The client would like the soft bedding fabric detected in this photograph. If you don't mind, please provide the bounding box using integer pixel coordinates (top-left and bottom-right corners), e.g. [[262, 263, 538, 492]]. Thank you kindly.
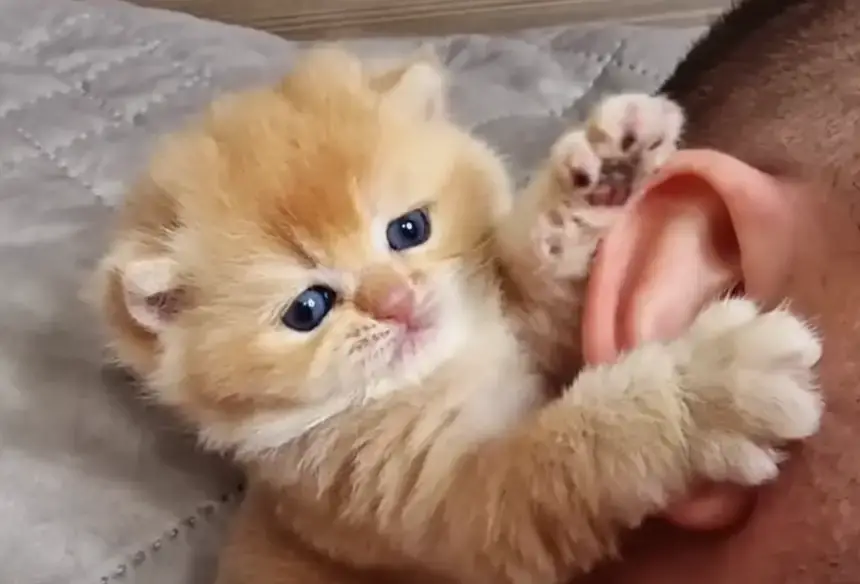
[[0, 0, 703, 582]]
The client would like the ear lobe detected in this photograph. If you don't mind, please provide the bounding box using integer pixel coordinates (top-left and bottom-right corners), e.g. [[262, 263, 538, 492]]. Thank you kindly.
[[121, 256, 185, 333], [372, 49, 448, 121]]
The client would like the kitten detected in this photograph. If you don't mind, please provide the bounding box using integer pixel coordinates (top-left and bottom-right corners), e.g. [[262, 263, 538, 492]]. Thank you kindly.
[[91, 47, 822, 584]]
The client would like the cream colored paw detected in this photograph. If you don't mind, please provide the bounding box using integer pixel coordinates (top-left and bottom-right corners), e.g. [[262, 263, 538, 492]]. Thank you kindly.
[[531, 93, 684, 278], [688, 299, 822, 369], [551, 93, 684, 205], [550, 93, 684, 207], [678, 298, 823, 485], [549, 129, 603, 201], [588, 93, 684, 166]]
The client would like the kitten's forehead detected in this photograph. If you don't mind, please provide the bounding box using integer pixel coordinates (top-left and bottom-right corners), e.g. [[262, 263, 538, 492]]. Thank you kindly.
[[220, 106, 450, 267], [252, 128, 427, 268], [157, 70, 471, 274]]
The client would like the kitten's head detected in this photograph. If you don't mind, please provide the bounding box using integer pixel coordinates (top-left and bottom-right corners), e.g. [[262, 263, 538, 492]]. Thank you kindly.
[[93, 48, 513, 456]]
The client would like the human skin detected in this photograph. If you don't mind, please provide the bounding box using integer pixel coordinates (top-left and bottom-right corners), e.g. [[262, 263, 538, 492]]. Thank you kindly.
[[581, 0, 860, 582]]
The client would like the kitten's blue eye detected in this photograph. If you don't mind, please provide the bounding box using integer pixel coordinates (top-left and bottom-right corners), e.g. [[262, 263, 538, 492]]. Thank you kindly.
[[281, 285, 336, 332], [386, 209, 431, 251]]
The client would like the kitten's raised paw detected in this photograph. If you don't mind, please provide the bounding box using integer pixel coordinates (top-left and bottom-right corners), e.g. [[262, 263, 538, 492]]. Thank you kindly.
[[551, 94, 684, 207], [679, 299, 823, 485]]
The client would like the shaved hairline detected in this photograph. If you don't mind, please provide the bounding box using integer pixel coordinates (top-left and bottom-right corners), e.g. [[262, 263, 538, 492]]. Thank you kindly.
[[660, 0, 829, 100]]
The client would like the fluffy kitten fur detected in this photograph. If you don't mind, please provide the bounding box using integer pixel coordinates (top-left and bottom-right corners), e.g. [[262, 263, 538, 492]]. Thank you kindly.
[[92, 48, 823, 584]]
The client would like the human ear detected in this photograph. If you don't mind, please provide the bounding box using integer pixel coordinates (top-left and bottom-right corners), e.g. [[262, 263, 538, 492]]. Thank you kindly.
[[581, 148, 802, 531], [583, 148, 798, 365]]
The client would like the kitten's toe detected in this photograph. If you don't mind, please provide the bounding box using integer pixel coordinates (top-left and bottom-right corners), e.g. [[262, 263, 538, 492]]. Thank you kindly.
[[549, 129, 602, 200], [686, 299, 822, 373], [588, 93, 683, 159], [582, 93, 684, 204], [685, 298, 761, 342], [689, 435, 782, 486]]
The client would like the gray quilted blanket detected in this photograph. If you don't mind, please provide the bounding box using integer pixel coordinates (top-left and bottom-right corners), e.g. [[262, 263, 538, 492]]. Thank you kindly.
[[0, 0, 703, 582]]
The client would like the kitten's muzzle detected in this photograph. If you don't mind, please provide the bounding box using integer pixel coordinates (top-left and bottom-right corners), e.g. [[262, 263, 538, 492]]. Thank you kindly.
[[354, 266, 419, 330]]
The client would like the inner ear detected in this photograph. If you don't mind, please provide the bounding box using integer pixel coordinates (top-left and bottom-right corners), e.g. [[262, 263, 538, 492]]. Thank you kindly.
[[371, 50, 448, 121], [121, 256, 185, 333]]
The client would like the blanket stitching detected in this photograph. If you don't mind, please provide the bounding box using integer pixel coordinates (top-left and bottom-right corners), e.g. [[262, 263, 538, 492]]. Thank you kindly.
[[97, 482, 246, 583], [87, 70, 214, 201], [0, 10, 116, 122], [0, 31, 138, 126], [572, 40, 626, 108], [0, 16, 195, 171], [565, 49, 663, 79], [614, 57, 662, 78], [468, 41, 625, 134], [5, 13, 241, 577], [53, 38, 166, 122], [553, 48, 621, 117], [14, 13, 235, 573], [5, 69, 213, 178], [0, 80, 76, 121], [15, 126, 96, 192], [4, 65, 212, 186], [8, 12, 96, 57]]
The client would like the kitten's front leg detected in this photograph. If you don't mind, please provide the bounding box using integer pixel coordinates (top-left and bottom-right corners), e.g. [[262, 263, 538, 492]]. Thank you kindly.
[[498, 94, 684, 380], [442, 300, 822, 583], [262, 303, 821, 584], [526, 93, 685, 279]]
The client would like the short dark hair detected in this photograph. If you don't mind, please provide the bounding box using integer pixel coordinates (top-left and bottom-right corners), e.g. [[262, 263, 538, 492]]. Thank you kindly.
[[660, 0, 826, 99]]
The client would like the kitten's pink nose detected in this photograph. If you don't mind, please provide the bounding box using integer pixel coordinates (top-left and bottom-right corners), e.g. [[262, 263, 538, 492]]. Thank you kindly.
[[355, 267, 417, 327]]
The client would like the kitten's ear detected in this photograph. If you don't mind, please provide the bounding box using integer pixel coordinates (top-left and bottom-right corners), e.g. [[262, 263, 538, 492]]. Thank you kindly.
[[371, 48, 448, 121], [118, 255, 185, 333], [83, 248, 186, 377], [289, 44, 366, 89]]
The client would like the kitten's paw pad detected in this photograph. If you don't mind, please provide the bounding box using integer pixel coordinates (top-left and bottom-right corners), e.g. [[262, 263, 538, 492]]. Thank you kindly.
[[550, 94, 683, 207], [549, 129, 602, 197]]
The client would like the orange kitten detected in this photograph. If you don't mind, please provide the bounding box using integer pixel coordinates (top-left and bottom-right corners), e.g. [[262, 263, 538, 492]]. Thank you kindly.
[[91, 48, 822, 584]]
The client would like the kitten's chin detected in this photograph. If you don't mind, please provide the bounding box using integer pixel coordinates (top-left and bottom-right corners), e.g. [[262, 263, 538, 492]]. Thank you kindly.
[[363, 318, 464, 402], [391, 325, 432, 364], [200, 393, 359, 458]]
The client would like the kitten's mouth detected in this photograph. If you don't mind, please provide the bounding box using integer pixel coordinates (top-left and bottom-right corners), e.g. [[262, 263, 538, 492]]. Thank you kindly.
[[393, 331, 422, 362], [389, 301, 440, 363], [392, 319, 433, 362]]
